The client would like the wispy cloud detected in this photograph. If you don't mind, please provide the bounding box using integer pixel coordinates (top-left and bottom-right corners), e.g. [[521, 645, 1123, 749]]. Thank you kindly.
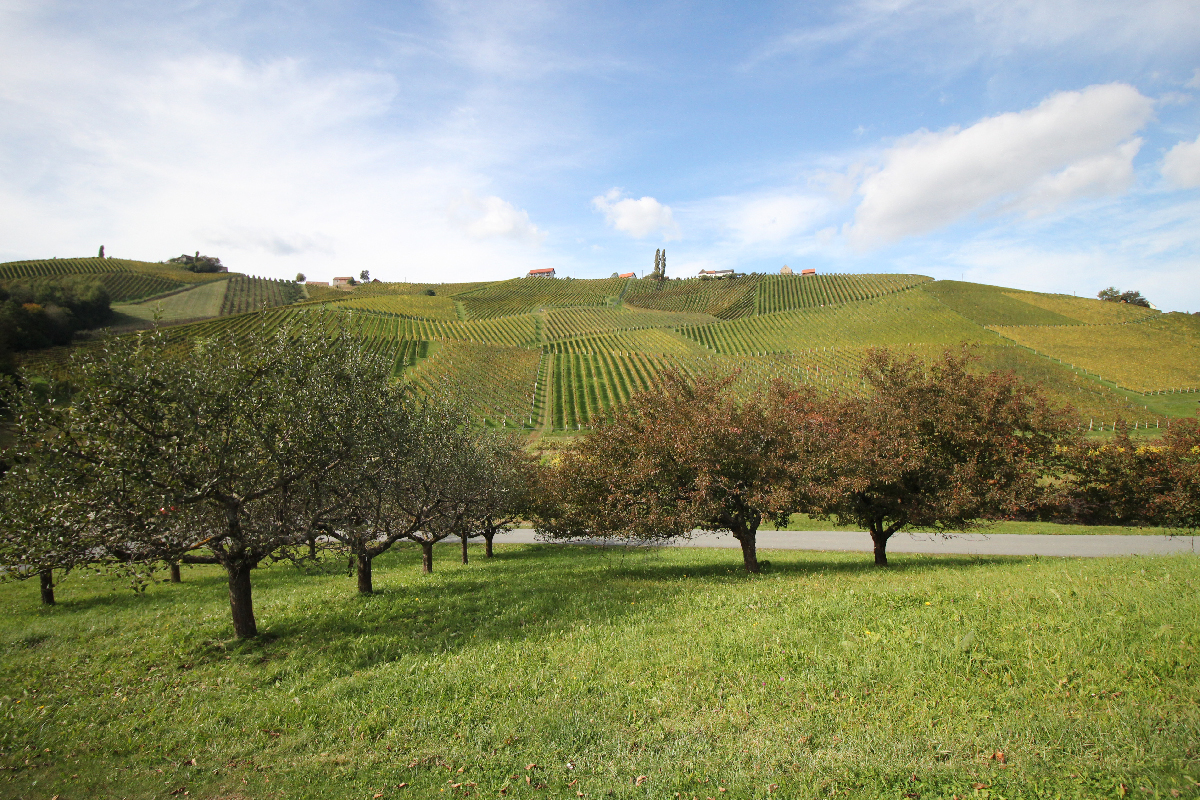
[[749, 0, 1200, 76]]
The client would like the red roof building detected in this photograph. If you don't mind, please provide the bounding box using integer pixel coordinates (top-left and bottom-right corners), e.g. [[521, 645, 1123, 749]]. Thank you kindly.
[[619, 272, 635, 278], [526, 268, 556, 278]]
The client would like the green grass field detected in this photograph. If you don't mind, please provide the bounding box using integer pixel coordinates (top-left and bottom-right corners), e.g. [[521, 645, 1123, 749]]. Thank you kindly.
[[1, 546, 1196, 799], [113, 279, 232, 322]]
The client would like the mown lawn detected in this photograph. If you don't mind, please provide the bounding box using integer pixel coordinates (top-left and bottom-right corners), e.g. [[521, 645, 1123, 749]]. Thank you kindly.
[[1, 545, 1197, 800]]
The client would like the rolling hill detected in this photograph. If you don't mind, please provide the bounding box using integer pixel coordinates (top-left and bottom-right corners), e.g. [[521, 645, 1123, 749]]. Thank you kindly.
[[6, 257, 1197, 433]]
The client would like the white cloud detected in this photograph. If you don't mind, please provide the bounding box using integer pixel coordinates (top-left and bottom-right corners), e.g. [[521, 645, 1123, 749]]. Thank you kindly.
[[0, 7, 565, 283], [1009, 139, 1141, 215], [848, 83, 1153, 244], [592, 189, 680, 239], [1162, 134, 1200, 188], [450, 191, 544, 242]]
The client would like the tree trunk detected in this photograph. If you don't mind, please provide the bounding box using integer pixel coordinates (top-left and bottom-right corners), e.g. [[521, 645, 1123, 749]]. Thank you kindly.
[[226, 562, 258, 638], [460, 534, 469, 565], [870, 523, 891, 567], [735, 528, 760, 574], [356, 552, 373, 594], [484, 532, 494, 558], [39, 569, 55, 605], [422, 542, 434, 574], [169, 563, 182, 583], [308, 537, 317, 559]]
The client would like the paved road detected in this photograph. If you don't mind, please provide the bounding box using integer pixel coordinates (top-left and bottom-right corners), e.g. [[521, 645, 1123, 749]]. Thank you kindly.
[[489, 529, 1197, 557]]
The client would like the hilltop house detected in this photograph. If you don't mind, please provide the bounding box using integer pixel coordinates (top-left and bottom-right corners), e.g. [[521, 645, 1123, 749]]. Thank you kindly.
[[527, 268, 556, 278], [619, 272, 635, 278], [801, 268, 816, 275], [780, 265, 793, 275], [698, 268, 736, 279]]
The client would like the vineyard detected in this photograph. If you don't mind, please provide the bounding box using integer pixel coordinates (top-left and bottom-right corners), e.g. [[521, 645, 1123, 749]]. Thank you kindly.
[[999, 290, 1158, 325], [8, 256, 1197, 432], [992, 315, 1200, 393], [0, 257, 134, 280], [546, 328, 713, 356], [404, 341, 542, 427], [677, 291, 990, 354], [457, 277, 628, 319], [624, 276, 757, 319], [97, 272, 188, 302], [921, 281, 1084, 327], [336, 294, 461, 320], [754, 273, 930, 314], [541, 306, 720, 342], [219, 276, 303, 316]]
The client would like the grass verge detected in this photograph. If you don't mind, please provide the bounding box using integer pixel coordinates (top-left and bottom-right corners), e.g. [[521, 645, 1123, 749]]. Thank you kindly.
[[1, 545, 1197, 799]]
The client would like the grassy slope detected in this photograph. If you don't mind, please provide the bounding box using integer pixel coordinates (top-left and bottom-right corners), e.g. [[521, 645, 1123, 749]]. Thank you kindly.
[[1, 547, 1196, 800], [113, 279, 231, 322], [993, 320, 1200, 392]]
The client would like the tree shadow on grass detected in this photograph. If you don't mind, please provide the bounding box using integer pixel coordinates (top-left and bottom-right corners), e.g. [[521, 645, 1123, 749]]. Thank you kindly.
[[8, 541, 1039, 675], [233, 543, 1031, 675]]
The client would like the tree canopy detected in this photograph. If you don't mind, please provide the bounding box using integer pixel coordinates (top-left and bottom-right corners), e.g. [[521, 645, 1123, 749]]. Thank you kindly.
[[536, 371, 840, 572], [0, 318, 391, 635], [1097, 286, 1152, 308], [808, 347, 1076, 565]]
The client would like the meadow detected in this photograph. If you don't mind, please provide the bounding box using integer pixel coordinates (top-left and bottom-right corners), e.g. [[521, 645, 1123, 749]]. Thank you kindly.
[[1, 545, 1196, 800]]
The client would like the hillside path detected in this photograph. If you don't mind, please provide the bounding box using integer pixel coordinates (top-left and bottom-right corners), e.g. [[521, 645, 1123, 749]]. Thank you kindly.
[[489, 529, 1197, 557]]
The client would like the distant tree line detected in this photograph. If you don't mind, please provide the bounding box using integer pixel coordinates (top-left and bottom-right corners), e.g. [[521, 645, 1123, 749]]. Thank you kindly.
[[0, 328, 1195, 638]]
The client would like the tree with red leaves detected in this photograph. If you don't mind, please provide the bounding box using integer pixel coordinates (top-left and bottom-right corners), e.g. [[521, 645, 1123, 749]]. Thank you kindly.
[[535, 371, 841, 573], [810, 347, 1075, 566]]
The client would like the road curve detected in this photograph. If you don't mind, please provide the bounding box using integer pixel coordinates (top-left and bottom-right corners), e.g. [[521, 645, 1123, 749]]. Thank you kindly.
[[489, 529, 1197, 557]]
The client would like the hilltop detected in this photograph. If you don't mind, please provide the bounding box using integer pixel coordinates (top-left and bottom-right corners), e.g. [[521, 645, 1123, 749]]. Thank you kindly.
[[6, 256, 1198, 433]]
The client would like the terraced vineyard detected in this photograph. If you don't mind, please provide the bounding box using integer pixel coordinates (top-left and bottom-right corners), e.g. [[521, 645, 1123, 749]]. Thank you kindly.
[[546, 328, 713, 356], [337, 294, 461, 320], [624, 276, 757, 319], [999, 290, 1158, 325], [754, 273, 930, 314], [678, 291, 989, 354], [219, 276, 303, 316], [10, 256, 1196, 432], [993, 315, 1200, 393], [541, 306, 720, 341], [405, 341, 541, 427], [458, 277, 627, 319], [0, 257, 134, 280], [97, 272, 187, 302]]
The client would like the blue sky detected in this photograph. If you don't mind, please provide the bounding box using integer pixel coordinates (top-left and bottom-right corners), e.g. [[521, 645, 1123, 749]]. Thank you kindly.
[[1, 1, 1198, 309]]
